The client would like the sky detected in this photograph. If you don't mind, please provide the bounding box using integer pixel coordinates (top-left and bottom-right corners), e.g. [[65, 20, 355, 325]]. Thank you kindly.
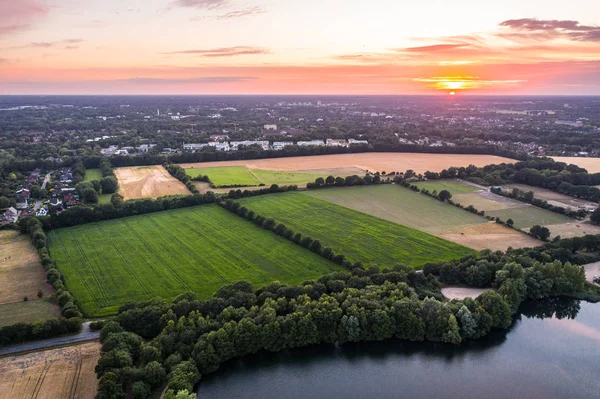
[[0, 0, 599, 95]]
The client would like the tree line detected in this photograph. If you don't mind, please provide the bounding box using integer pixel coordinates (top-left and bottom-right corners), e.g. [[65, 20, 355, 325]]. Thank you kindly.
[[95, 238, 593, 399], [491, 186, 587, 219]]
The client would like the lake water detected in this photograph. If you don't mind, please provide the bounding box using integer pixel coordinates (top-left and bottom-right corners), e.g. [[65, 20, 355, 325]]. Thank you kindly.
[[197, 299, 600, 399]]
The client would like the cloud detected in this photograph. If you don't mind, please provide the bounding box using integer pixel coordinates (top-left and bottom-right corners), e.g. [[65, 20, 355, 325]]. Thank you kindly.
[[18, 39, 84, 49], [162, 46, 269, 57], [400, 44, 471, 53], [123, 76, 257, 84], [0, 0, 49, 37], [499, 18, 600, 42], [169, 0, 229, 10], [215, 6, 265, 19]]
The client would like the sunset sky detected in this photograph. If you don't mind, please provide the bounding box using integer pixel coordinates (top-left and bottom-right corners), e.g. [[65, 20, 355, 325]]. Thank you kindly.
[[1, 0, 599, 95]]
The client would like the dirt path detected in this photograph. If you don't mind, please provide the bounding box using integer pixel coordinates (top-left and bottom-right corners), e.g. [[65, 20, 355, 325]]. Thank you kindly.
[[583, 262, 600, 284]]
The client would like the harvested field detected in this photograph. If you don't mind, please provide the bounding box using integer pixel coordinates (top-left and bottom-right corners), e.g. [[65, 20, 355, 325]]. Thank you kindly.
[[180, 152, 514, 175], [542, 222, 600, 239], [551, 157, 600, 173], [0, 230, 54, 304], [306, 185, 538, 251], [114, 165, 190, 200], [453, 192, 520, 211], [413, 180, 479, 195], [504, 184, 597, 210], [47, 205, 341, 316], [438, 223, 541, 251], [486, 206, 572, 230], [0, 342, 100, 399], [441, 287, 492, 300], [0, 301, 60, 327], [239, 191, 476, 268]]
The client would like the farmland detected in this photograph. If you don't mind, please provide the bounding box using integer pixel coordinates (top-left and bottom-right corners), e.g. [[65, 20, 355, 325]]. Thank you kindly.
[[551, 156, 600, 173], [413, 180, 479, 195], [114, 165, 190, 200], [47, 205, 341, 316], [305, 185, 540, 251], [83, 169, 102, 182], [0, 230, 56, 324], [0, 342, 100, 399], [504, 183, 597, 210], [238, 191, 476, 267], [180, 152, 514, 175], [185, 166, 325, 187]]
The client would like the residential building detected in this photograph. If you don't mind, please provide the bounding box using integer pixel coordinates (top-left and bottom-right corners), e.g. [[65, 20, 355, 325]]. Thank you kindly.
[[2, 207, 19, 223], [272, 142, 294, 150], [230, 141, 269, 151], [297, 140, 325, 147], [264, 124, 278, 130]]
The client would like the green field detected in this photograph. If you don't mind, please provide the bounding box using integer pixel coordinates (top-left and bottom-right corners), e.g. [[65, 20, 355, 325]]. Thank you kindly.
[[98, 194, 112, 204], [185, 166, 324, 187], [84, 169, 102, 182], [306, 185, 485, 233], [413, 180, 479, 195], [486, 207, 573, 230], [47, 205, 342, 317], [239, 192, 476, 268], [0, 301, 60, 327]]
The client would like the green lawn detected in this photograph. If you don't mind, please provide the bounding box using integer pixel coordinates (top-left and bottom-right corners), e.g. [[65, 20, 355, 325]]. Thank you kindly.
[[238, 191, 476, 269], [47, 205, 341, 317], [98, 194, 112, 204], [486, 206, 573, 230], [185, 166, 327, 187], [306, 185, 486, 234], [0, 300, 60, 327], [413, 180, 479, 195], [84, 169, 102, 182]]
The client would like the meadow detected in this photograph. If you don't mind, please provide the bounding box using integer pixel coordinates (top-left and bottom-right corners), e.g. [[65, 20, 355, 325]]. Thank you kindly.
[[185, 166, 324, 187], [83, 168, 102, 182], [47, 205, 341, 316], [238, 192, 476, 267], [0, 301, 59, 327], [413, 180, 479, 195]]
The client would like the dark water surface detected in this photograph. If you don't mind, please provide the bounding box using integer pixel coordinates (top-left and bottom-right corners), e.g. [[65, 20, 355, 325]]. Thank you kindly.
[[197, 299, 600, 399]]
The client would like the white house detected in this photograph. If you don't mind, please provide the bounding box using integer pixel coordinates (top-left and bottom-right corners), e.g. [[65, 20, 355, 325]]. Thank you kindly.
[[272, 142, 294, 151], [296, 140, 325, 147], [263, 124, 278, 130]]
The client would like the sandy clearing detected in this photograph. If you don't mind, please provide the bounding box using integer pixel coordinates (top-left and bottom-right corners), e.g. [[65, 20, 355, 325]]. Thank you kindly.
[[583, 262, 600, 283], [180, 153, 514, 174], [0, 230, 54, 304], [115, 165, 190, 200], [551, 157, 600, 173], [0, 341, 100, 399], [438, 222, 541, 251], [441, 287, 493, 300]]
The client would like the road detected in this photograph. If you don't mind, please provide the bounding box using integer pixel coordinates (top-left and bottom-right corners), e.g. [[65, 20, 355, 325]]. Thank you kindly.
[[33, 173, 52, 211], [0, 322, 99, 357]]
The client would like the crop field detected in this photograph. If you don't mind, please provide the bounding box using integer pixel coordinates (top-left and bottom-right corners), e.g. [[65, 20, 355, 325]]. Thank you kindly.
[[504, 183, 597, 210], [114, 166, 190, 200], [0, 231, 55, 305], [185, 166, 325, 187], [413, 180, 479, 195], [0, 342, 100, 399], [180, 152, 514, 175], [238, 192, 476, 267], [83, 169, 102, 182], [305, 185, 539, 251], [0, 301, 60, 327], [551, 156, 600, 173], [47, 205, 341, 316], [485, 207, 574, 230]]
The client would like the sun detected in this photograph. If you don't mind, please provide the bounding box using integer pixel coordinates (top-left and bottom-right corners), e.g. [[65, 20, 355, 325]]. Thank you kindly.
[[449, 91, 456, 96]]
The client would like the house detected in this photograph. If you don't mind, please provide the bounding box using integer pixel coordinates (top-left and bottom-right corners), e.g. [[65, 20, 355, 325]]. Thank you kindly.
[[297, 140, 325, 147], [15, 192, 29, 209], [348, 139, 369, 145], [36, 207, 48, 217], [49, 198, 61, 207], [272, 142, 294, 151], [2, 207, 19, 223], [59, 171, 73, 183], [264, 124, 278, 130]]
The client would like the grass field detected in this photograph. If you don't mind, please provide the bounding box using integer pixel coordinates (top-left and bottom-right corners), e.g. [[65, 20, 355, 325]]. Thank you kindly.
[[83, 169, 102, 182], [306, 185, 485, 234], [238, 192, 476, 268], [0, 300, 60, 327], [413, 180, 479, 195], [0, 342, 100, 399], [47, 205, 341, 316], [486, 207, 574, 230], [185, 166, 324, 187]]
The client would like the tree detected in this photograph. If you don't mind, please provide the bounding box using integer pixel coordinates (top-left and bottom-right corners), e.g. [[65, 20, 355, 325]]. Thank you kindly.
[[111, 193, 125, 208], [82, 188, 99, 204], [101, 177, 119, 194], [0, 196, 12, 208], [591, 207, 600, 225], [325, 175, 335, 186], [315, 177, 325, 187], [506, 218, 514, 227], [29, 185, 42, 198], [530, 225, 550, 240], [438, 190, 452, 202], [91, 180, 102, 193]]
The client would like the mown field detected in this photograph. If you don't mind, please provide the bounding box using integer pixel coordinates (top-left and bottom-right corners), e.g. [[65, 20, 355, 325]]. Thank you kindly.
[[413, 180, 479, 195], [0, 301, 60, 327], [47, 205, 341, 316], [185, 166, 324, 187], [83, 169, 102, 182], [238, 192, 476, 267]]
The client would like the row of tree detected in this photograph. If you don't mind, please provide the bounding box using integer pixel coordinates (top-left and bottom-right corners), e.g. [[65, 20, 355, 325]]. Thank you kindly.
[[164, 164, 201, 194], [306, 173, 390, 189], [95, 238, 592, 398], [491, 186, 587, 219]]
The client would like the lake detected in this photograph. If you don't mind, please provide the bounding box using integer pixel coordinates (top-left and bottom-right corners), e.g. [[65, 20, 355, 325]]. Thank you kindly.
[[197, 298, 600, 399]]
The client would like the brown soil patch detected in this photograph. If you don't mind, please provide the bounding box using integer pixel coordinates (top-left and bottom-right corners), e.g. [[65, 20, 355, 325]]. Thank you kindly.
[[439, 222, 541, 251], [0, 341, 100, 399], [544, 222, 600, 239], [441, 287, 492, 300], [551, 157, 600, 173], [115, 166, 190, 200], [181, 153, 514, 174], [583, 262, 600, 283], [0, 231, 54, 304]]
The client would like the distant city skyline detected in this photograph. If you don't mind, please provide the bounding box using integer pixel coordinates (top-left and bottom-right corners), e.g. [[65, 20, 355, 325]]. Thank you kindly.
[[0, 0, 599, 95]]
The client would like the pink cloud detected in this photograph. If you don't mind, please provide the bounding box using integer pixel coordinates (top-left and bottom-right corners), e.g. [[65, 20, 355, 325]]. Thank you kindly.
[[0, 0, 49, 37]]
